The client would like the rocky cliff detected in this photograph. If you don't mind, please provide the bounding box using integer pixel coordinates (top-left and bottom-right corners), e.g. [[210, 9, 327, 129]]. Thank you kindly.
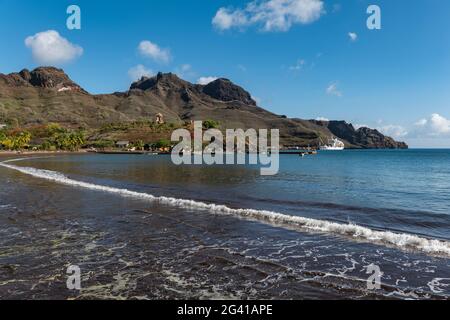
[[310, 120, 408, 149], [0, 67, 85, 93]]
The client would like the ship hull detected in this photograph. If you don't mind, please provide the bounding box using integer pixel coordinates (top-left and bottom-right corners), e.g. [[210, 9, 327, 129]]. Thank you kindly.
[[319, 147, 345, 151]]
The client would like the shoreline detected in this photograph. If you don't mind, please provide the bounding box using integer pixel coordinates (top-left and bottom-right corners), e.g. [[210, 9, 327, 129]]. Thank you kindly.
[[0, 150, 89, 158], [0, 148, 439, 160]]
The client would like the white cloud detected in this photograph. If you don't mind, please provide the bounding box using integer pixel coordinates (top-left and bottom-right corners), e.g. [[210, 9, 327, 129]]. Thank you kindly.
[[348, 32, 358, 42], [197, 76, 219, 85], [213, 8, 248, 31], [358, 114, 450, 147], [128, 65, 154, 81], [415, 118, 428, 126], [212, 0, 325, 32], [326, 82, 342, 97], [316, 117, 329, 121], [289, 59, 306, 71], [369, 114, 450, 145], [138, 40, 171, 63], [414, 113, 450, 136], [428, 113, 450, 134], [407, 115, 450, 147], [377, 125, 408, 139], [24, 30, 83, 65]]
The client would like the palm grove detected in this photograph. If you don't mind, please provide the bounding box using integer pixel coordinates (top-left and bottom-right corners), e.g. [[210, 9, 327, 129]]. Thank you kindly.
[[0, 124, 85, 151], [0, 120, 221, 152]]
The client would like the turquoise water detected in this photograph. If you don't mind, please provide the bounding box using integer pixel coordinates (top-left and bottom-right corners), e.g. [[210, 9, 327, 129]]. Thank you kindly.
[[0, 150, 449, 299]]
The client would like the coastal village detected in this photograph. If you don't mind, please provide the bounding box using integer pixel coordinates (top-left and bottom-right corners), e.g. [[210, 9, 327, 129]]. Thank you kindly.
[[0, 112, 175, 153], [0, 112, 327, 156]]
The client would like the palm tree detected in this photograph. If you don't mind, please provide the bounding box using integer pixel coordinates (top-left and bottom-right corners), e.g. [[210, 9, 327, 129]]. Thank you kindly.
[[133, 140, 145, 151]]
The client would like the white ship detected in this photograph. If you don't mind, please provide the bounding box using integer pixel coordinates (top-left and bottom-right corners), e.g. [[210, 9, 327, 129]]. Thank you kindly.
[[320, 137, 345, 151]]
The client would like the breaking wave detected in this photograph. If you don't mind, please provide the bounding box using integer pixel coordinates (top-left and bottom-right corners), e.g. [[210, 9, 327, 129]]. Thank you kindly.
[[2, 159, 450, 257]]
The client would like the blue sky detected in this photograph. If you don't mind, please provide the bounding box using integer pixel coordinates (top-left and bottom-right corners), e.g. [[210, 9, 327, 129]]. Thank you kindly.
[[0, 0, 449, 147]]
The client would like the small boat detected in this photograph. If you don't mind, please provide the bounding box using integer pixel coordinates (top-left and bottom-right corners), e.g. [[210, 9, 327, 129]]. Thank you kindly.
[[319, 137, 345, 151]]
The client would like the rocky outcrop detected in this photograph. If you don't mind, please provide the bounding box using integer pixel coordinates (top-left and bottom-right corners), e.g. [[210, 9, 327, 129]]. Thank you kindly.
[[130, 74, 256, 106], [0, 67, 85, 93], [202, 78, 256, 106], [130, 72, 189, 91], [351, 126, 408, 149], [311, 120, 408, 149]]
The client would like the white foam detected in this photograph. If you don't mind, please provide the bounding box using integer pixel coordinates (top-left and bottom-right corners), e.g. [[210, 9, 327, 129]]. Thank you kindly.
[[2, 159, 450, 257]]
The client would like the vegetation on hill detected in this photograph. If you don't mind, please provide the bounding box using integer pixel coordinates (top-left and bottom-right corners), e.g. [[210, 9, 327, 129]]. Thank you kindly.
[[0, 129, 31, 150], [0, 120, 194, 152], [0, 123, 85, 151]]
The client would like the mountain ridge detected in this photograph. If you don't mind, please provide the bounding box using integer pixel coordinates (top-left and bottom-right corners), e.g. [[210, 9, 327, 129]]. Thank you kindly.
[[0, 67, 408, 149]]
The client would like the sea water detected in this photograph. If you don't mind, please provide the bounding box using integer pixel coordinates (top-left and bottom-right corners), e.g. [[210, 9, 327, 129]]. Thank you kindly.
[[0, 150, 449, 299]]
